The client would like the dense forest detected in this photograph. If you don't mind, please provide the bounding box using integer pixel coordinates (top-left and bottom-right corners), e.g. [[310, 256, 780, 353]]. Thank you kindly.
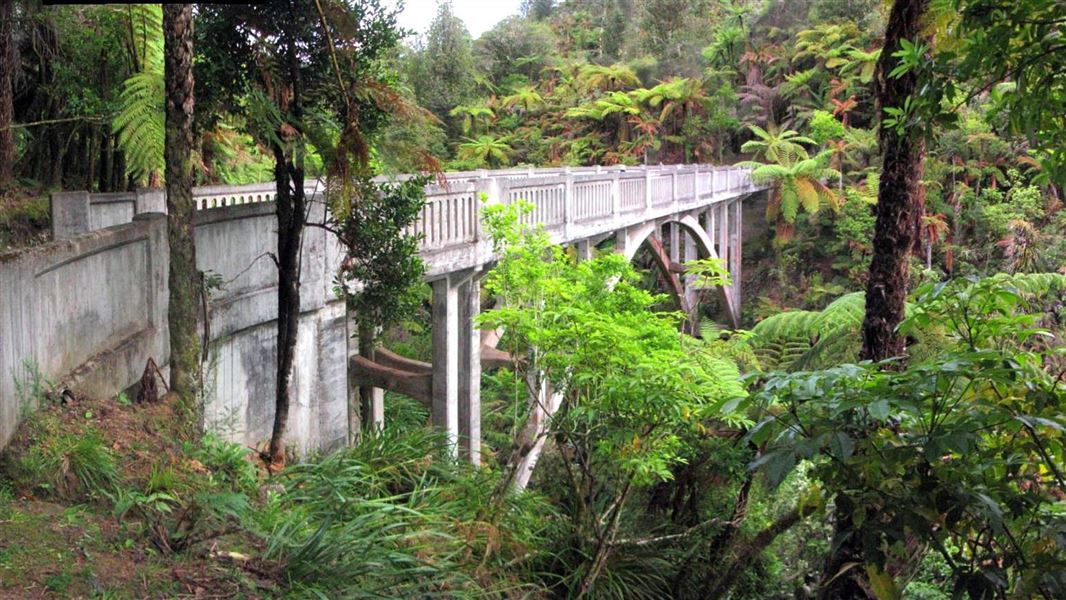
[[0, 0, 1064, 598]]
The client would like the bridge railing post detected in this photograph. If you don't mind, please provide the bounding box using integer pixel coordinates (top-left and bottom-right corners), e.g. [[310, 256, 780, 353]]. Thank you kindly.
[[611, 172, 621, 221], [473, 176, 501, 242], [671, 165, 680, 212], [563, 172, 574, 239], [644, 168, 652, 213]]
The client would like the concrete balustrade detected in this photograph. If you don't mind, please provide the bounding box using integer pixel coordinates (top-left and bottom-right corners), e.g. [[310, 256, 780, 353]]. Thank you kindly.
[[1, 164, 765, 456]]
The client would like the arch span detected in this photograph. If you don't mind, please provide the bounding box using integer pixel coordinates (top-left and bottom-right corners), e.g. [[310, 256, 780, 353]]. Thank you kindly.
[[614, 213, 738, 328]]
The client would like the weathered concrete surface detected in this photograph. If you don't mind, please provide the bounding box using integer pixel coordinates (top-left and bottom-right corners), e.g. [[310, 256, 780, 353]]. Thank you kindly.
[[0, 213, 168, 447], [4, 164, 765, 453], [3, 194, 349, 454]]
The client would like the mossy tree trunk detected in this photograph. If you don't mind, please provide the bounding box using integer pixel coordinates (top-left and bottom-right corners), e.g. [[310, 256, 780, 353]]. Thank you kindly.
[[267, 1, 306, 466], [823, 1, 929, 598], [163, 4, 201, 424], [859, 0, 928, 364]]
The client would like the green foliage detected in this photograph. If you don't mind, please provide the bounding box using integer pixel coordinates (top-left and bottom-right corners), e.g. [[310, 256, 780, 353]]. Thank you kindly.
[[749, 309, 821, 371], [12, 426, 119, 500], [112, 3, 164, 185], [949, 0, 1066, 186], [808, 109, 846, 145], [110, 484, 249, 555], [457, 134, 513, 167], [406, 0, 478, 126], [333, 175, 428, 336], [740, 125, 815, 164], [187, 434, 259, 493], [748, 292, 873, 372], [259, 427, 557, 597], [200, 121, 276, 184], [478, 199, 750, 595], [749, 275, 1066, 597]]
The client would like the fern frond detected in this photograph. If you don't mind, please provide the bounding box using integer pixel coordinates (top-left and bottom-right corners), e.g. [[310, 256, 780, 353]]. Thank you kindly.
[[750, 310, 819, 370], [113, 4, 164, 184]]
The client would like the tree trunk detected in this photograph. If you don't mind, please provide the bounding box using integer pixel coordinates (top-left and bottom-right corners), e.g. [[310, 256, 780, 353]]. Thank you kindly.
[[859, 0, 929, 363], [268, 3, 306, 466], [0, 0, 13, 189], [705, 503, 816, 600], [163, 4, 201, 423], [828, 2, 929, 599], [357, 320, 377, 438]]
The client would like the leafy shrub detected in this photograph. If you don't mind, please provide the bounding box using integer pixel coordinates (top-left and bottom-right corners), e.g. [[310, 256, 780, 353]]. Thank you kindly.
[[749, 275, 1066, 598], [188, 433, 259, 493]]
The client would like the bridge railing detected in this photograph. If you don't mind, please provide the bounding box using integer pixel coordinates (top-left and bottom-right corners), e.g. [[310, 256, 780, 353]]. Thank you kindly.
[[50, 164, 759, 253], [410, 164, 757, 260]]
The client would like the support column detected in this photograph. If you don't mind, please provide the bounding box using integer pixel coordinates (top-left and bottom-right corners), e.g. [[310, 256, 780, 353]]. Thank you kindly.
[[717, 203, 729, 265], [431, 276, 460, 454], [732, 199, 743, 312], [668, 222, 680, 265], [683, 224, 697, 264], [575, 239, 594, 262], [706, 206, 716, 250], [682, 223, 700, 331], [457, 276, 481, 465]]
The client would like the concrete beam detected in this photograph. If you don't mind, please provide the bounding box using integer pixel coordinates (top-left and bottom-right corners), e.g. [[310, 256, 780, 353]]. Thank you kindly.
[[350, 355, 431, 408]]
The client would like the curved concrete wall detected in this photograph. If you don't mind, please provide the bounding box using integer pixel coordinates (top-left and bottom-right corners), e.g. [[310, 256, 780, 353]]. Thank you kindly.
[[0, 195, 349, 454]]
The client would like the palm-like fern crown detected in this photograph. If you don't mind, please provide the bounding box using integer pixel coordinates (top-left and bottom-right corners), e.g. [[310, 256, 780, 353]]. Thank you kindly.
[[740, 125, 816, 165]]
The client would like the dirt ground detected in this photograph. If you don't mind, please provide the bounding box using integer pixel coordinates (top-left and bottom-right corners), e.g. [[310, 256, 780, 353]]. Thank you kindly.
[[0, 393, 266, 599]]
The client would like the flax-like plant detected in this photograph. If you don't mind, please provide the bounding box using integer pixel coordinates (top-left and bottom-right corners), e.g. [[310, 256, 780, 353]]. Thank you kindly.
[[259, 427, 559, 597]]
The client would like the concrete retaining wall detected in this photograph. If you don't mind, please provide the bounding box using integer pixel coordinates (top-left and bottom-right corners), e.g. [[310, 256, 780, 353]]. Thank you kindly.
[[0, 214, 169, 447], [1, 195, 349, 453]]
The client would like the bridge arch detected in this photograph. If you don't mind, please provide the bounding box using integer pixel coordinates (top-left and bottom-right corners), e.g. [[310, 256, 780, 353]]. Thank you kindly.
[[614, 213, 738, 329]]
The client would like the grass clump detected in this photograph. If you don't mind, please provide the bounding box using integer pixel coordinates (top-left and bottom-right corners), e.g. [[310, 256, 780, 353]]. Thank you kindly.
[[258, 427, 561, 598], [8, 420, 118, 500]]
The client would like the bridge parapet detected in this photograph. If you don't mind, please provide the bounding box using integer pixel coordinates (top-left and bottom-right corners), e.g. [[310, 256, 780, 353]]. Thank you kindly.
[[411, 164, 761, 277], [51, 164, 759, 247]]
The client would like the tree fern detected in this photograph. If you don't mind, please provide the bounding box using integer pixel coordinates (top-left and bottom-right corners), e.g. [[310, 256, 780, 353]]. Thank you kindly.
[[749, 310, 820, 370], [993, 272, 1066, 298], [113, 4, 164, 185], [809, 292, 865, 337]]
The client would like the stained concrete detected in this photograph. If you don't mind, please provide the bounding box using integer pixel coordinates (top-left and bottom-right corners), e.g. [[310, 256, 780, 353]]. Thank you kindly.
[[3, 165, 765, 453]]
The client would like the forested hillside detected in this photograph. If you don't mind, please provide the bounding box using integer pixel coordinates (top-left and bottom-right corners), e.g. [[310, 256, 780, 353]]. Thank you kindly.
[[394, 0, 1065, 314], [0, 1, 1064, 599]]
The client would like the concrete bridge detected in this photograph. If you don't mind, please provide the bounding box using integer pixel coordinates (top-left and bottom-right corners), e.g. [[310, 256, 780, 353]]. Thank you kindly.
[[0, 164, 765, 457]]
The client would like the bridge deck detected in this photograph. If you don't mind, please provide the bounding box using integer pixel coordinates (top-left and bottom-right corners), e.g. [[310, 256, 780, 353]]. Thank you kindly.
[[188, 164, 762, 277]]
